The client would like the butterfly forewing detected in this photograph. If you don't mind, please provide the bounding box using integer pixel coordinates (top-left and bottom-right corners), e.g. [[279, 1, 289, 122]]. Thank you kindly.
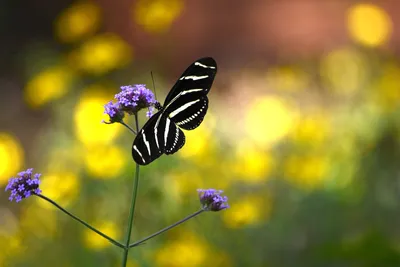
[[163, 57, 217, 106], [163, 57, 216, 130], [132, 57, 217, 165]]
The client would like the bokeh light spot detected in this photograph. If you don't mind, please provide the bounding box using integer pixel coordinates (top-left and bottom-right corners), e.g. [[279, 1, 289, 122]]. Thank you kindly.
[[155, 232, 207, 267], [320, 48, 367, 95], [347, 3, 392, 47], [223, 196, 268, 228], [179, 113, 216, 162], [233, 141, 274, 183], [84, 145, 127, 179], [25, 66, 75, 108], [74, 86, 122, 146], [166, 171, 203, 202], [266, 66, 309, 92], [245, 96, 297, 148], [371, 63, 400, 112], [290, 111, 331, 147], [71, 33, 132, 75], [0, 133, 24, 186], [284, 154, 330, 190], [134, 0, 183, 33], [83, 221, 119, 250], [55, 1, 101, 43], [38, 172, 80, 208], [20, 202, 57, 239]]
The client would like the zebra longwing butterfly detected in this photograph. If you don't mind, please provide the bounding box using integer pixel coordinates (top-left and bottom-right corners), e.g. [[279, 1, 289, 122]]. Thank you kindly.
[[132, 57, 217, 165]]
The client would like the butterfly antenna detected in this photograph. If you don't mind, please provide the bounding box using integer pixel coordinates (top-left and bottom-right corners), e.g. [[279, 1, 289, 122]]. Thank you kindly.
[[151, 71, 157, 99], [151, 71, 162, 110]]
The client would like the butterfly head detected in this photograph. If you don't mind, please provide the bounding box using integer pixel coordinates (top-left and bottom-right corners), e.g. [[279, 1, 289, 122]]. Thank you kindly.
[[154, 101, 163, 111]]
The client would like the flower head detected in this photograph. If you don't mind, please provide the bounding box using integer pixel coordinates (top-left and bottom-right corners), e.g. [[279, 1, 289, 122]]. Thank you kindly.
[[103, 101, 125, 123], [5, 168, 42, 202], [197, 189, 229, 211], [115, 84, 156, 115]]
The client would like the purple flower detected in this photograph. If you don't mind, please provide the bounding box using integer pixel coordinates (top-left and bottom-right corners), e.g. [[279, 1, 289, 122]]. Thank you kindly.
[[5, 168, 42, 202], [197, 189, 229, 212], [103, 101, 124, 123], [115, 84, 156, 115], [146, 106, 155, 118]]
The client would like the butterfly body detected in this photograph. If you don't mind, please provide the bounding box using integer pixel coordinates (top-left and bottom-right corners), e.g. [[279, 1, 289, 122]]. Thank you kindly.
[[132, 57, 217, 165]]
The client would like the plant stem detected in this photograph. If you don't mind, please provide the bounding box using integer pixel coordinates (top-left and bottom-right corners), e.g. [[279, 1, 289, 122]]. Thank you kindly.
[[120, 121, 137, 135], [129, 209, 205, 248], [121, 113, 141, 267], [35, 194, 124, 249]]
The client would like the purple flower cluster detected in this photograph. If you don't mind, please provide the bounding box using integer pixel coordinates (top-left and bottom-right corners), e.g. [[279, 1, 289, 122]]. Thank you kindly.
[[5, 168, 42, 202], [104, 84, 156, 123], [197, 189, 229, 212]]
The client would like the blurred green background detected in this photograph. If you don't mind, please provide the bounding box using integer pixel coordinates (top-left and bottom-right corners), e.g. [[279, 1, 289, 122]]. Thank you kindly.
[[1, 0, 400, 266]]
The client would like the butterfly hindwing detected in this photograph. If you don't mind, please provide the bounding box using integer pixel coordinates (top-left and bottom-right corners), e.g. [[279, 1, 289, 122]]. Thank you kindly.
[[164, 117, 186, 154], [168, 96, 209, 130]]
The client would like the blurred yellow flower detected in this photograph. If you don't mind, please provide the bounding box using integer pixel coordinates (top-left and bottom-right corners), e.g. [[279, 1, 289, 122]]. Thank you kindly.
[[55, 1, 101, 43], [233, 141, 274, 183], [223, 195, 268, 228], [0, 133, 24, 186], [371, 63, 400, 112], [20, 202, 58, 239], [347, 3, 392, 47], [134, 0, 183, 33], [290, 111, 331, 147], [245, 96, 297, 148], [179, 113, 216, 162], [25, 65, 75, 108], [155, 232, 208, 267], [284, 154, 330, 190], [84, 145, 127, 179], [166, 171, 203, 203], [38, 172, 80, 208], [70, 33, 132, 75], [83, 221, 119, 250], [74, 86, 122, 146], [320, 48, 367, 95], [266, 66, 310, 92]]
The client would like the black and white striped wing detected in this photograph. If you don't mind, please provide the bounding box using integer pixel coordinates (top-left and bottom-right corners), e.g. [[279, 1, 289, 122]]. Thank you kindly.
[[164, 117, 186, 154], [132, 57, 217, 165], [132, 111, 165, 165], [163, 57, 217, 130], [132, 113, 186, 165]]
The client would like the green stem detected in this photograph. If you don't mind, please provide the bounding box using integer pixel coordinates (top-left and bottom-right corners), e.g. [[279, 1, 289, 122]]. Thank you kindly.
[[120, 121, 137, 135], [129, 209, 205, 248], [121, 113, 141, 267], [35, 194, 124, 249]]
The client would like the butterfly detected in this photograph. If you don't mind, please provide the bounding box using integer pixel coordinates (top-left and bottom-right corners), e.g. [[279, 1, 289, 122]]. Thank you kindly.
[[132, 57, 217, 165]]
